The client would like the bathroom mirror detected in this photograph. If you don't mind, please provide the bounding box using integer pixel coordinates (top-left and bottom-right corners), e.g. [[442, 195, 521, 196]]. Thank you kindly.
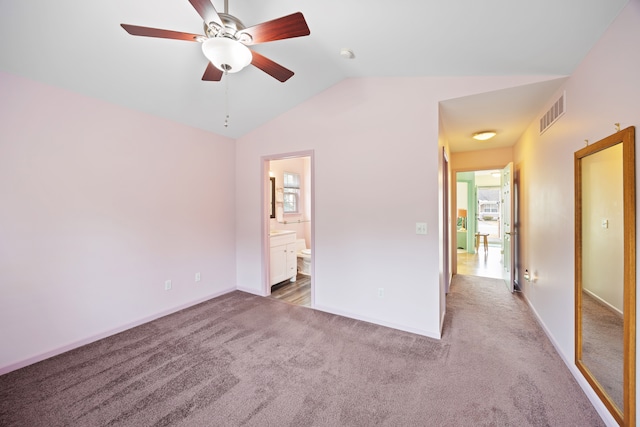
[[270, 177, 276, 219], [575, 126, 635, 425]]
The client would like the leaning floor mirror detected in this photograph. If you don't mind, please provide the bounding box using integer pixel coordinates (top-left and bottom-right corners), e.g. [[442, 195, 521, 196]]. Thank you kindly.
[[575, 126, 636, 426]]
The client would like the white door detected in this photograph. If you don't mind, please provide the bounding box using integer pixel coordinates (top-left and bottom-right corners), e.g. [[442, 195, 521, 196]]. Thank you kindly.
[[501, 162, 515, 292]]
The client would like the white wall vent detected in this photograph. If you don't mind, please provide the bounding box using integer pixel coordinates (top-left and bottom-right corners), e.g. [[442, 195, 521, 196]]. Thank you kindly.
[[539, 91, 566, 135]]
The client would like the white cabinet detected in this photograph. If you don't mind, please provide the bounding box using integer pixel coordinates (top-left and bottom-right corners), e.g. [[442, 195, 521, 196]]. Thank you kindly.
[[269, 231, 297, 286]]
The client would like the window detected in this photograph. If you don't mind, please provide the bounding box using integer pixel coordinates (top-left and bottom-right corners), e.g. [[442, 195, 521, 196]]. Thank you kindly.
[[481, 203, 499, 214], [477, 187, 501, 220], [283, 172, 300, 213]]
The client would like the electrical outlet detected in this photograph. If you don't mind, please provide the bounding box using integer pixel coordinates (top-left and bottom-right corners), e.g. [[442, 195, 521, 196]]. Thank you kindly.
[[378, 288, 384, 298], [195, 272, 201, 282], [416, 222, 428, 235], [165, 280, 172, 291]]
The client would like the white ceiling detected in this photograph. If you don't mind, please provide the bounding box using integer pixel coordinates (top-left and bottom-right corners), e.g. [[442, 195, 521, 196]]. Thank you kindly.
[[0, 0, 628, 148], [440, 78, 569, 152]]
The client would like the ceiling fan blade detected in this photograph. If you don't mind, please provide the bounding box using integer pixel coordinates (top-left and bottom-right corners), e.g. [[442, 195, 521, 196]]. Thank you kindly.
[[121, 24, 201, 42], [202, 62, 223, 81], [240, 12, 310, 45], [250, 51, 294, 82], [188, 0, 223, 27]]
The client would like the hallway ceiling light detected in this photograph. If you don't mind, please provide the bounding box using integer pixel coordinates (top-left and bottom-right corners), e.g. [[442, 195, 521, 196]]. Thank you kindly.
[[472, 131, 497, 141]]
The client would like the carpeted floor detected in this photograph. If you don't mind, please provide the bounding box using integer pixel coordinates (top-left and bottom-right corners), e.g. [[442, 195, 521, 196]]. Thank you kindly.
[[0, 275, 604, 426]]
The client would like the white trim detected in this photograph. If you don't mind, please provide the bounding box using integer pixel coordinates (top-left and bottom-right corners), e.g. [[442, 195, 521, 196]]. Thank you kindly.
[[236, 285, 267, 296], [0, 287, 236, 376], [314, 304, 442, 340]]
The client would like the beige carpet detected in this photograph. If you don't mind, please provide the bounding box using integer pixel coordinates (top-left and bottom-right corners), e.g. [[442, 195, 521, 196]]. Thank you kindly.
[[0, 275, 603, 426]]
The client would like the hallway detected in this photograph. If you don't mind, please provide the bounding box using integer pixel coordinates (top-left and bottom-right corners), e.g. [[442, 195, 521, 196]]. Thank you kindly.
[[456, 245, 503, 279]]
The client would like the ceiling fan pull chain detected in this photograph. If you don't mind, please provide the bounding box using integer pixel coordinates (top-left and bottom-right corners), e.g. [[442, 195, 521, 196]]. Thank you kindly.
[[224, 70, 230, 127]]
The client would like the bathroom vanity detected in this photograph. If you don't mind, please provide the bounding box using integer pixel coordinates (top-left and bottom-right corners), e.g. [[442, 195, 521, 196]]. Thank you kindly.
[[269, 230, 297, 286]]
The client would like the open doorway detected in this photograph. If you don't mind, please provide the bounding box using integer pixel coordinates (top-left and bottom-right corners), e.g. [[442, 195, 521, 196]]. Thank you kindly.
[[456, 169, 504, 279], [264, 154, 314, 307]]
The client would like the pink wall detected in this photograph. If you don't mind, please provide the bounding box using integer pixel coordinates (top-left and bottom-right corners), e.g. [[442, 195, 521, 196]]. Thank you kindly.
[[0, 72, 236, 373], [513, 1, 640, 422], [236, 75, 565, 338]]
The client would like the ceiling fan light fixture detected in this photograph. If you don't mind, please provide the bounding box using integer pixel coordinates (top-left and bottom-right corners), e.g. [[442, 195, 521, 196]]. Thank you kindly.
[[472, 130, 497, 141], [201, 37, 252, 73]]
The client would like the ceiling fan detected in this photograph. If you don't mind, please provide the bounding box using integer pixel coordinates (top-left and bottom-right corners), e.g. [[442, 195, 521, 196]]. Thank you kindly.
[[121, 0, 310, 82]]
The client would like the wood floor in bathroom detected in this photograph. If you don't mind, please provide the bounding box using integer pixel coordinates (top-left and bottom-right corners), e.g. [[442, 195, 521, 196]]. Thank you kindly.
[[269, 274, 311, 307]]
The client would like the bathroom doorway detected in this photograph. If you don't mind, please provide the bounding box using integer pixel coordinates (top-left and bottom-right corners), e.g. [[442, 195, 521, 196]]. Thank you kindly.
[[264, 152, 314, 307]]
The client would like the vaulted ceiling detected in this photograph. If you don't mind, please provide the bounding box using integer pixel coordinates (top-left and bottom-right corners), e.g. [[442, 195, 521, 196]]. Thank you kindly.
[[0, 0, 628, 149]]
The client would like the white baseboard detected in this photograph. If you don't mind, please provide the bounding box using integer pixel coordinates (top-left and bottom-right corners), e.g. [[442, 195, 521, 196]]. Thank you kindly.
[[583, 288, 623, 317], [0, 287, 236, 376], [236, 285, 267, 296], [313, 304, 441, 340], [521, 293, 617, 427]]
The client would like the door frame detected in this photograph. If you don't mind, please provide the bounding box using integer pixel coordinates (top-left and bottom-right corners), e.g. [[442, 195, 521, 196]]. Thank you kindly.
[[451, 164, 515, 282], [442, 147, 451, 293], [261, 150, 315, 306], [501, 162, 516, 292]]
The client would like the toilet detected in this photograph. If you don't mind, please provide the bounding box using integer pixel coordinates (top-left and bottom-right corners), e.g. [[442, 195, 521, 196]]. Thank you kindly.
[[296, 238, 312, 276]]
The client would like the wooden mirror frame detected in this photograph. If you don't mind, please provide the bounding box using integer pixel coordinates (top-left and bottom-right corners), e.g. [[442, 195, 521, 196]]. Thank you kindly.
[[575, 126, 636, 425]]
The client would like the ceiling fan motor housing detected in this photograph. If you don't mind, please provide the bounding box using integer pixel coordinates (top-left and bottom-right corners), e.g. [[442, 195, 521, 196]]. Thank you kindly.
[[204, 13, 252, 44]]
